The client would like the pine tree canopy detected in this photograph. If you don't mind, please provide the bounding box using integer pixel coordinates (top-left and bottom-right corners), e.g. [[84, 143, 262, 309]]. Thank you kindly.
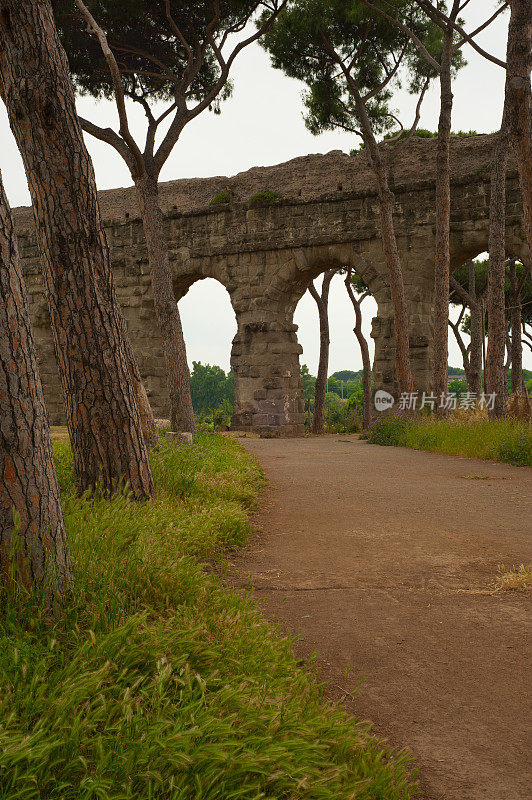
[[258, 0, 461, 139], [54, 1, 279, 107]]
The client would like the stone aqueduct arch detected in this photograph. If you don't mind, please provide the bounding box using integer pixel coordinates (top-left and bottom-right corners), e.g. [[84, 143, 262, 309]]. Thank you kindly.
[[14, 134, 526, 435]]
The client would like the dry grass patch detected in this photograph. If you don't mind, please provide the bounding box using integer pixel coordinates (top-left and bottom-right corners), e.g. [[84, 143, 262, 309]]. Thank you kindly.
[[494, 563, 532, 592]]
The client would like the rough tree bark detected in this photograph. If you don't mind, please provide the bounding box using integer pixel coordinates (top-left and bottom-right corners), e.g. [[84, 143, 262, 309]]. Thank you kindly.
[[433, 1, 460, 413], [308, 270, 336, 434], [509, 259, 524, 393], [487, 120, 509, 419], [505, 0, 532, 278], [0, 0, 153, 497], [0, 170, 73, 608], [135, 175, 196, 433], [120, 327, 156, 433], [74, 0, 195, 433], [345, 270, 372, 429]]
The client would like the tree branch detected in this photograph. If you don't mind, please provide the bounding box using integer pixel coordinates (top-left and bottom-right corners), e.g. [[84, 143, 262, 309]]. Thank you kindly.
[[75, 0, 145, 177], [154, 1, 287, 174], [78, 116, 136, 173], [308, 280, 324, 309], [449, 309, 469, 368], [414, 0, 507, 68], [450, 274, 475, 307], [362, 40, 408, 102], [392, 75, 431, 155], [358, 0, 441, 73], [452, 3, 509, 53]]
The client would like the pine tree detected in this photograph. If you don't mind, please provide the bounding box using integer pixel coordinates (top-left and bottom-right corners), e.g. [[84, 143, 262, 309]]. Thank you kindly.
[[0, 169, 73, 608], [0, 0, 153, 497]]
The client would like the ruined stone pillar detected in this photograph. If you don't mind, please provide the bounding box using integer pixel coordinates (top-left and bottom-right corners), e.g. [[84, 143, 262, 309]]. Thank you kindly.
[[370, 286, 434, 400], [230, 313, 305, 436]]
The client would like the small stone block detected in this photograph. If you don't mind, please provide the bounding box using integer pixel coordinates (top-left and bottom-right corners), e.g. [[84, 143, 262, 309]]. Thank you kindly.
[[167, 431, 193, 446]]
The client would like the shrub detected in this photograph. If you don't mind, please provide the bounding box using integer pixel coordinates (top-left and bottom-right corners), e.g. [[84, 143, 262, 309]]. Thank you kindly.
[[213, 397, 233, 429], [342, 388, 363, 432], [367, 416, 410, 446], [497, 430, 532, 467], [448, 378, 468, 398], [249, 189, 280, 205], [210, 189, 232, 205]]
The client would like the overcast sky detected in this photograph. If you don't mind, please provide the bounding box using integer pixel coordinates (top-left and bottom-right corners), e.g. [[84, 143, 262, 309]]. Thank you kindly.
[[2, 2, 529, 373]]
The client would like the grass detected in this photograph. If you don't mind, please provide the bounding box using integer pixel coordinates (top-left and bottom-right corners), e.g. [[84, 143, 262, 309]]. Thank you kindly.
[[367, 414, 532, 466], [494, 563, 532, 592], [0, 434, 416, 799]]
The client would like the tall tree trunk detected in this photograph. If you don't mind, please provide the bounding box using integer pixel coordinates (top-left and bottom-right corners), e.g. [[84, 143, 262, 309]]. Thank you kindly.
[[348, 81, 413, 395], [468, 263, 483, 397], [448, 306, 471, 385], [487, 121, 509, 419], [308, 270, 335, 434], [0, 0, 153, 498], [135, 175, 196, 433], [345, 271, 372, 429], [509, 259, 524, 393], [0, 169, 73, 609], [505, 0, 532, 279], [433, 3, 460, 413], [120, 321, 156, 434], [481, 299, 487, 393]]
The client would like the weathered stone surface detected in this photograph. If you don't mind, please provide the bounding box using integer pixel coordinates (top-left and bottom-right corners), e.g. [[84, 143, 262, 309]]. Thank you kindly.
[[14, 135, 526, 435], [166, 431, 193, 446]]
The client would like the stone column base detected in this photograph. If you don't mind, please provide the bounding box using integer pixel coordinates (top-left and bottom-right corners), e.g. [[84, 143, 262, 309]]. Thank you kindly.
[[231, 319, 305, 437]]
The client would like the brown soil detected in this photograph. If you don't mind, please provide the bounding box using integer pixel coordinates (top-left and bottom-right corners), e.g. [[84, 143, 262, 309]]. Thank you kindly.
[[226, 435, 531, 800]]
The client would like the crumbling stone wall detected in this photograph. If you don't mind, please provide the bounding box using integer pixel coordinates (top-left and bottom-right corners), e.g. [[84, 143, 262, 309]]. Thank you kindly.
[[14, 134, 526, 435]]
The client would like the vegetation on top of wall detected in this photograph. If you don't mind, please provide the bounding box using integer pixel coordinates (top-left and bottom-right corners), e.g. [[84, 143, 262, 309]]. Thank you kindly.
[[210, 189, 233, 205], [249, 190, 281, 205], [349, 128, 479, 155]]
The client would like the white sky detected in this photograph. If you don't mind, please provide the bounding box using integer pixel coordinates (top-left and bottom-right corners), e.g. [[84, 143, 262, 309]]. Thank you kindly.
[[1, 2, 529, 373]]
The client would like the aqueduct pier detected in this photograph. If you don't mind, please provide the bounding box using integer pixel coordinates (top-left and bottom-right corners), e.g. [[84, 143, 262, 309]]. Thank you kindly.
[[14, 134, 526, 436]]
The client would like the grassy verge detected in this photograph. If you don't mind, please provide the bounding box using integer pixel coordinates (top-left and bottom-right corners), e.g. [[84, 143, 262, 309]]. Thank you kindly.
[[0, 434, 416, 799], [367, 415, 532, 466]]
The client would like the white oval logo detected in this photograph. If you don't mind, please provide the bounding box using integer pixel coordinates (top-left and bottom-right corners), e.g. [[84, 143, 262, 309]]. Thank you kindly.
[[374, 390, 395, 411]]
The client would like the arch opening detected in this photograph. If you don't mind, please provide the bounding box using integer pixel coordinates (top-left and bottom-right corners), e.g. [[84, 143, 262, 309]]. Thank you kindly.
[[294, 269, 377, 432], [177, 277, 237, 430]]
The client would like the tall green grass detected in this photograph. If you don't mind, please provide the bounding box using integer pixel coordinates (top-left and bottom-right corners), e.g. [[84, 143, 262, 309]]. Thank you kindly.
[[368, 416, 532, 466], [0, 434, 416, 799]]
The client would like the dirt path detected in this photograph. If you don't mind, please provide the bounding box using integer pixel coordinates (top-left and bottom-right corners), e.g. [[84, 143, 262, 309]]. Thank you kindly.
[[226, 435, 531, 800]]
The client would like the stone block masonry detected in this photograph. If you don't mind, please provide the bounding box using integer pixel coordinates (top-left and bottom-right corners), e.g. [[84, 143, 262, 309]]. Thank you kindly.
[[13, 135, 526, 435]]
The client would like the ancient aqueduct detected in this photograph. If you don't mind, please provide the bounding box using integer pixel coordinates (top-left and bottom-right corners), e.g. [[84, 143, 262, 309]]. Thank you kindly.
[[14, 134, 526, 436]]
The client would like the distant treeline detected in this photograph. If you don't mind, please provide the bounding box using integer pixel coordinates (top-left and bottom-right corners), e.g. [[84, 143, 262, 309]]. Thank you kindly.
[[189, 362, 234, 414], [189, 361, 528, 416]]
